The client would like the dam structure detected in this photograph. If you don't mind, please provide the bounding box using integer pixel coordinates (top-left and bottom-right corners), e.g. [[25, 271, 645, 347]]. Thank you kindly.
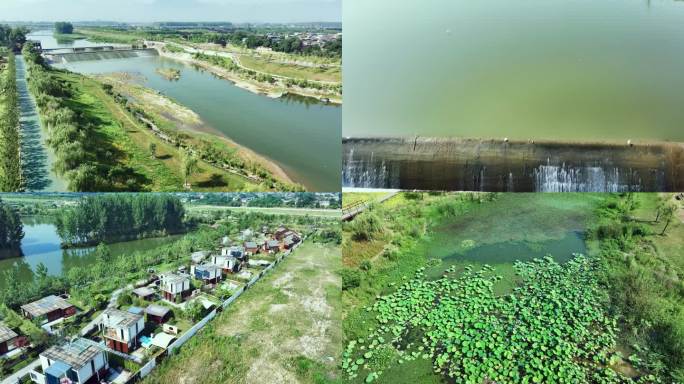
[[43, 47, 159, 64], [342, 137, 684, 192]]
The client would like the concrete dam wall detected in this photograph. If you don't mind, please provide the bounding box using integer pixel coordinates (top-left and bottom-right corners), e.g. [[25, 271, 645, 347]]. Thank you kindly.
[[47, 48, 159, 63], [342, 138, 684, 192]]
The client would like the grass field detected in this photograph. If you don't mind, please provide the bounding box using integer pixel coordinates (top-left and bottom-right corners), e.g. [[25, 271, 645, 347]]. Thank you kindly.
[[143, 241, 342, 384], [238, 54, 341, 83]]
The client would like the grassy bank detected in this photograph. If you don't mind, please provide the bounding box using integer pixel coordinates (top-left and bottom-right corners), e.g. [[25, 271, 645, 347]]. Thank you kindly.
[[143, 239, 342, 384], [588, 193, 684, 381], [237, 53, 341, 83]]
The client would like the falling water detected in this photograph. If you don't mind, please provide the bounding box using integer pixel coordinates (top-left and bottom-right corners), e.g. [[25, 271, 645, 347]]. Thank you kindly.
[[55, 49, 159, 63], [533, 160, 641, 192]]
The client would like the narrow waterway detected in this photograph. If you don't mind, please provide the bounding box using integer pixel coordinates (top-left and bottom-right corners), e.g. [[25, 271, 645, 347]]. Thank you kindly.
[[15, 55, 68, 192], [0, 217, 183, 289]]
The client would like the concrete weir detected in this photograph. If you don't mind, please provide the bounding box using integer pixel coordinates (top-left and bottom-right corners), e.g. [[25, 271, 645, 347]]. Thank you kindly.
[[342, 137, 684, 192]]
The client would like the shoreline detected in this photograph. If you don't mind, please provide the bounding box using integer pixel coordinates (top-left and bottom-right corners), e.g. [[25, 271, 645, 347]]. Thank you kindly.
[[97, 74, 297, 187], [155, 47, 342, 105]]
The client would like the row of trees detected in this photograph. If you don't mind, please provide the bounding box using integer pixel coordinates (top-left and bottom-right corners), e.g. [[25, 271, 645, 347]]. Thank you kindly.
[[0, 25, 27, 52], [0, 199, 23, 257], [54, 22, 74, 34], [55, 194, 186, 246], [23, 45, 145, 191], [0, 53, 22, 191]]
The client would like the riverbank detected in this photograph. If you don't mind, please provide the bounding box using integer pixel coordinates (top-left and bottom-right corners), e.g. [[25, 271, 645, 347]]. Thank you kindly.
[[96, 73, 297, 187], [154, 46, 342, 104]]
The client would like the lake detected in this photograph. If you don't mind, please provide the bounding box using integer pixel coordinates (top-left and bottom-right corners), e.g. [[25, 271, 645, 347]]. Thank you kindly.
[[343, 0, 684, 142], [0, 217, 182, 288], [28, 31, 341, 191]]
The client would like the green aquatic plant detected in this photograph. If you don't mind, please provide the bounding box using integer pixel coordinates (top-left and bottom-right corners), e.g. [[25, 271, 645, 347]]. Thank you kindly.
[[343, 255, 652, 383]]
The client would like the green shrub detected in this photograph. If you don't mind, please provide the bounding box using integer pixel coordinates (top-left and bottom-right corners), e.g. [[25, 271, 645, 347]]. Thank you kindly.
[[340, 269, 361, 291]]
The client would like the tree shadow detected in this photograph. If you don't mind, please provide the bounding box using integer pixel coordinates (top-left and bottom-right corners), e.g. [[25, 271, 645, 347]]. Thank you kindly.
[[195, 173, 228, 188]]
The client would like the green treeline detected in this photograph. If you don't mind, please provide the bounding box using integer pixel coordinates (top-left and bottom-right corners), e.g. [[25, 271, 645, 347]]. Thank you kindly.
[[22, 45, 143, 191], [0, 52, 22, 192], [56, 194, 186, 246], [0, 25, 28, 52], [54, 22, 74, 34], [0, 198, 24, 257]]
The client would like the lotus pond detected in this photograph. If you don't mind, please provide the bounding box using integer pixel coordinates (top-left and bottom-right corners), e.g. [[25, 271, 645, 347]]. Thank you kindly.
[[342, 256, 655, 383]]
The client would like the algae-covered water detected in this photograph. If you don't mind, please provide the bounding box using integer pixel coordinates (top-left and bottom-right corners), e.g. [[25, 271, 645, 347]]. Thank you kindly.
[[344, 0, 684, 142]]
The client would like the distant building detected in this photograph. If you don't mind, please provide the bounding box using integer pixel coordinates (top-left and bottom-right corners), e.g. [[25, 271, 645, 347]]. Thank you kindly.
[[221, 246, 245, 259], [274, 226, 289, 240], [191, 263, 223, 284], [159, 272, 192, 301], [265, 240, 281, 253], [244, 241, 259, 254], [145, 304, 172, 324], [30, 339, 108, 384], [0, 322, 18, 355], [100, 308, 144, 353], [190, 251, 210, 264], [21, 295, 76, 323], [132, 287, 156, 301], [211, 255, 242, 273]]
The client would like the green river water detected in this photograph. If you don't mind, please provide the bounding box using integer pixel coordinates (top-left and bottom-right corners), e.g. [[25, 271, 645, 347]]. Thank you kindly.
[[0, 216, 181, 288], [344, 0, 684, 142]]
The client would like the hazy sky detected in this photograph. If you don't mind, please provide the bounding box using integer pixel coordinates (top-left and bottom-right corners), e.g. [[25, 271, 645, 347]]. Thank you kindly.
[[0, 0, 341, 23]]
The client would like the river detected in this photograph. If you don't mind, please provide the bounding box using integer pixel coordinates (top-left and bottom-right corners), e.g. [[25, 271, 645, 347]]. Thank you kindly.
[[27, 31, 341, 191], [344, 0, 684, 142], [0, 216, 182, 289]]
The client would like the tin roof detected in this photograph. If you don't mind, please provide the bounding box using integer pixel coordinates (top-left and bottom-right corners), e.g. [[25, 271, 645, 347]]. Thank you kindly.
[[102, 308, 142, 329], [132, 287, 155, 297], [20, 295, 73, 318], [42, 339, 102, 370], [145, 304, 171, 318], [0, 322, 18, 344]]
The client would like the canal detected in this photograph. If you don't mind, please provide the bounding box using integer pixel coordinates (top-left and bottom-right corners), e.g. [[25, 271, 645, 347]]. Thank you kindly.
[[344, 0, 684, 142], [28, 31, 341, 191], [15, 55, 67, 192], [0, 216, 182, 289]]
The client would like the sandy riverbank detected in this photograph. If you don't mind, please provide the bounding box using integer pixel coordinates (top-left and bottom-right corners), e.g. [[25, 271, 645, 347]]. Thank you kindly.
[[97, 73, 296, 186], [155, 47, 342, 104]]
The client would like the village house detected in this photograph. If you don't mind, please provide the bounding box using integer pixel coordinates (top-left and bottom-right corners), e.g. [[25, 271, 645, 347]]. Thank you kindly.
[[30, 339, 108, 384], [100, 308, 145, 353], [132, 287, 156, 301], [191, 263, 223, 284], [274, 226, 289, 241], [211, 255, 242, 273], [221, 245, 246, 260], [21, 295, 76, 323], [159, 272, 192, 301], [244, 241, 259, 255], [190, 250, 210, 264], [0, 322, 18, 355], [265, 240, 281, 253], [145, 304, 172, 324]]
